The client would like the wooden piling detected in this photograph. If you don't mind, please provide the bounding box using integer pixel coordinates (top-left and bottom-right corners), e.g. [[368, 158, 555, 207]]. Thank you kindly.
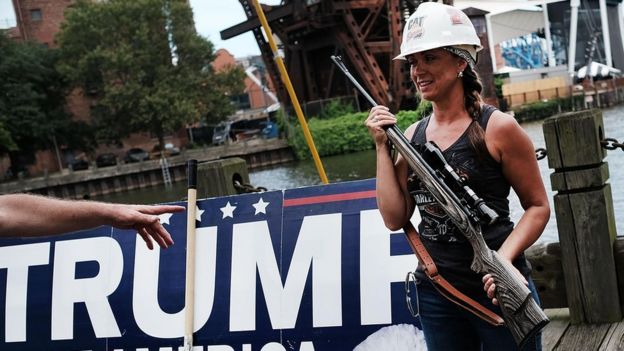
[[543, 109, 621, 324], [197, 158, 250, 199]]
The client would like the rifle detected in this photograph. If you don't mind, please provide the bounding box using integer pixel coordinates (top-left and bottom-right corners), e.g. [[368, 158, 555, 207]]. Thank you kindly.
[[331, 55, 548, 347]]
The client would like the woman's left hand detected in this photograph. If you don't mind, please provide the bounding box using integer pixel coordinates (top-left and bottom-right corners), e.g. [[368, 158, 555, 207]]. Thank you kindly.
[[481, 258, 528, 306]]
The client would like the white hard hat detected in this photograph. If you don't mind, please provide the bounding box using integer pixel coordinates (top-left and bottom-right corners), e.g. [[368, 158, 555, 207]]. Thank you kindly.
[[394, 2, 483, 62]]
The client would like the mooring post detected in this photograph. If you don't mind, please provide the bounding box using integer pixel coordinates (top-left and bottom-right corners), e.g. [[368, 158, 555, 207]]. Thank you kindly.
[[197, 157, 250, 198], [543, 109, 621, 323]]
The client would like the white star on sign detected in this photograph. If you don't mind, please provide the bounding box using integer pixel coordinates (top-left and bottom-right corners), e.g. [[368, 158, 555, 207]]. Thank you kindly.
[[158, 213, 173, 225], [252, 197, 270, 215], [196, 206, 205, 222], [220, 201, 236, 219]]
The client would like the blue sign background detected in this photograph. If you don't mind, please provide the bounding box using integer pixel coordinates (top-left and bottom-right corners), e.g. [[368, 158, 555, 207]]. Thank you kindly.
[[0, 179, 421, 350]]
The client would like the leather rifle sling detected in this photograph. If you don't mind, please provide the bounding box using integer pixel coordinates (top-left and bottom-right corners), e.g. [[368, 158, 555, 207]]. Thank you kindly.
[[403, 222, 504, 326]]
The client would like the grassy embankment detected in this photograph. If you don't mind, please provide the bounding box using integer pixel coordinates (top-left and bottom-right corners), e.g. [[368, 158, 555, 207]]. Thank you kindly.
[[285, 95, 583, 159]]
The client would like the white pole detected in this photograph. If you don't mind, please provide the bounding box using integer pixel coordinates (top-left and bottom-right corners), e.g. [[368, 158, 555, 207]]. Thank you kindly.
[[183, 160, 198, 351], [599, 0, 613, 67], [485, 13, 497, 73], [568, 0, 580, 75], [542, 0, 556, 67]]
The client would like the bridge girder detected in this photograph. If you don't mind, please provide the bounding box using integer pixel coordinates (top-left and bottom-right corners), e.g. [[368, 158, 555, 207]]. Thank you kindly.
[[222, 0, 419, 111]]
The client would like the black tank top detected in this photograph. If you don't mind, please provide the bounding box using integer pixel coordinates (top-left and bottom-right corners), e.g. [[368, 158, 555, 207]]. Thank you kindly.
[[408, 105, 530, 300]]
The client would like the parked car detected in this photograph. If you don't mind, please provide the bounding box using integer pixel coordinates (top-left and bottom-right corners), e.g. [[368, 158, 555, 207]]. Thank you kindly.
[[150, 143, 180, 159], [212, 121, 232, 145], [124, 148, 149, 163], [70, 159, 89, 171], [95, 153, 117, 167]]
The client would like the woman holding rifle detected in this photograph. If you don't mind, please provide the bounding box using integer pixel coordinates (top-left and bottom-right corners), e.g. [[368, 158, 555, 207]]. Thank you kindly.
[[367, 2, 550, 350]]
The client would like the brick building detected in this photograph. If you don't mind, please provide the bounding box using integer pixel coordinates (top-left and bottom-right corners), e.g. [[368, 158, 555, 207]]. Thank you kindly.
[[11, 0, 72, 46], [181, 48, 278, 145], [6, 0, 188, 177], [213, 48, 278, 111]]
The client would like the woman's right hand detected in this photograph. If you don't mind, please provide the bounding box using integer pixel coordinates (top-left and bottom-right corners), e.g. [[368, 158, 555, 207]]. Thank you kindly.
[[366, 106, 397, 146]]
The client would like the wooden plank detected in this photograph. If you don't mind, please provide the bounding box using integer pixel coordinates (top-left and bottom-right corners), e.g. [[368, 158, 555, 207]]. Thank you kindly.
[[542, 117, 563, 170], [543, 110, 605, 172], [542, 319, 569, 351], [542, 309, 571, 351], [605, 184, 618, 240], [550, 162, 610, 192], [555, 110, 606, 169], [614, 237, 624, 317], [599, 322, 624, 350], [553, 193, 586, 323], [554, 323, 612, 350], [569, 187, 621, 323]]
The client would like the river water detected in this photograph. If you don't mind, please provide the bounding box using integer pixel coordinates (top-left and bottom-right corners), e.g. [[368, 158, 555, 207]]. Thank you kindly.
[[96, 105, 624, 244]]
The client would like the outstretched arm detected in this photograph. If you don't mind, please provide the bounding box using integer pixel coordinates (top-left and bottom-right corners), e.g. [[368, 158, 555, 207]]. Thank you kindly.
[[0, 194, 185, 249]]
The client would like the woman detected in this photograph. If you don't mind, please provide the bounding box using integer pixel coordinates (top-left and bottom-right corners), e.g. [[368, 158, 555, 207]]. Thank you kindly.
[[366, 3, 550, 350]]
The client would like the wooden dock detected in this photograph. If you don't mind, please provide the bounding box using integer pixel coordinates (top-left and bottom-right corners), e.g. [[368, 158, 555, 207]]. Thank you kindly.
[[0, 138, 294, 198], [528, 240, 624, 350], [543, 308, 624, 350]]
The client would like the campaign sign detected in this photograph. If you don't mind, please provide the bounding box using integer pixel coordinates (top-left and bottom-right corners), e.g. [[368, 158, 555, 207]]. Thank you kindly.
[[0, 179, 423, 350]]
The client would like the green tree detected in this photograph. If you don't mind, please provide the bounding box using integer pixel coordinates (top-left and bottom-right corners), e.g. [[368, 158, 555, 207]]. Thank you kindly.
[[56, 0, 244, 149], [0, 32, 93, 176]]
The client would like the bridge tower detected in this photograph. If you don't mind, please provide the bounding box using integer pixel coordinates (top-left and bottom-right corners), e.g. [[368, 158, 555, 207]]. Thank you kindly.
[[221, 0, 421, 112]]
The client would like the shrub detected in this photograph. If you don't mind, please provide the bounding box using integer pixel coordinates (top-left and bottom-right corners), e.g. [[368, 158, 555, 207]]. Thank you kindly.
[[512, 96, 583, 122], [318, 99, 356, 119], [290, 100, 432, 159]]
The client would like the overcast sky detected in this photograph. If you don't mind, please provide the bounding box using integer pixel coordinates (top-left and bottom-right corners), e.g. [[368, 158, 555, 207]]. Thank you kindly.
[[0, 0, 282, 57]]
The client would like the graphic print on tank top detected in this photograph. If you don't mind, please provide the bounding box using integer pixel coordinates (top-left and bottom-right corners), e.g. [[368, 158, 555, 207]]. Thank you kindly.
[[409, 149, 479, 243]]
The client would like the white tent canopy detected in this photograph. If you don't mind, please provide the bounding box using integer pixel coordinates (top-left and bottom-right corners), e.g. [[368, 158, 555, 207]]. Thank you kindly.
[[577, 62, 622, 79], [454, 0, 570, 73], [454, 1, 545, 45]]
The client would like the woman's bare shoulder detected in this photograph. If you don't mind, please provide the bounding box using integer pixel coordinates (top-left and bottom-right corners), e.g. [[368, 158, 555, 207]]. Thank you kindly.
[[485, 110, 527, 145], [487, 110, 519, 132], [486, 109, 534, 157]]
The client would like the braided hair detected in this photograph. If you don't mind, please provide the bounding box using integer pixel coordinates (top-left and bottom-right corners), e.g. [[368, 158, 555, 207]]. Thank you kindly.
[[460, 63, 488, 160]]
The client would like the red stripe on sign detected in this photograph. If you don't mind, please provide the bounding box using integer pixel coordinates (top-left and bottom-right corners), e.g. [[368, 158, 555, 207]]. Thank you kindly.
[[283, 190, 377, 207]]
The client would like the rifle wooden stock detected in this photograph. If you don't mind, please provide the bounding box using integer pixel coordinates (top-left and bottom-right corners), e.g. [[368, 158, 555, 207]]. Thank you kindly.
[[386, 125, 548, 348]]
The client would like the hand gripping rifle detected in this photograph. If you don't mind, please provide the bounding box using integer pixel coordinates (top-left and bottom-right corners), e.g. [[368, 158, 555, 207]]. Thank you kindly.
[[331, 55, 548, 347]]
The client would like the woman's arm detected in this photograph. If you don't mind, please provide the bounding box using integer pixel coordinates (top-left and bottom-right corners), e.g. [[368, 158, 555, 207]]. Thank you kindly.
[[483, 111, 550, 303], [366, 106, 416, 230], [487, 111, 550, 261], [0, 194, 185, 249]]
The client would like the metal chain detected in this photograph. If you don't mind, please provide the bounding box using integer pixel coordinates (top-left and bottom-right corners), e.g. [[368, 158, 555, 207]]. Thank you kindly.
[[601, 138, 624, 151], [233, 180, 267, 193], [535, 148, 547, 160], [534, 137, 624, 160]]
